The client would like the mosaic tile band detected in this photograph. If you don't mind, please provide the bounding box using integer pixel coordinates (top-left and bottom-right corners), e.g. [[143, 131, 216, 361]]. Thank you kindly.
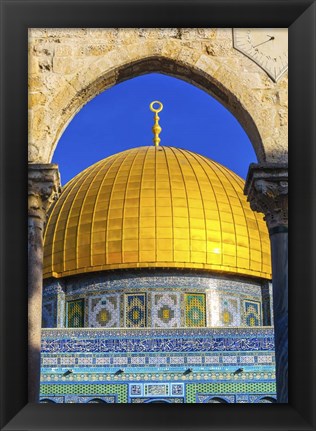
[[42, 328, 274, 354], [43, 270, 272, 329]]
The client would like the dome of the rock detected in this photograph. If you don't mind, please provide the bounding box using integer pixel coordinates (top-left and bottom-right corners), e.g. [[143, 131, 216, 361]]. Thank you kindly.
[[43, 146, 271, 279]]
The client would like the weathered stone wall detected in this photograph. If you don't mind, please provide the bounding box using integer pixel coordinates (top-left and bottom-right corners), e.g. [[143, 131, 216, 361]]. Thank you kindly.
[[28, 28, 288, 164]]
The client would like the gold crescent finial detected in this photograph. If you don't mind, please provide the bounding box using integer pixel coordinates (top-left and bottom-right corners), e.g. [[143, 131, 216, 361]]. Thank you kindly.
[[150, 101, 163, 147]]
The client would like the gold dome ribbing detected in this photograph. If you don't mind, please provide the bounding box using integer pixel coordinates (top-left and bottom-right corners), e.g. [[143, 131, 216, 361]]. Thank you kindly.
[[43, 146, 271, 279]]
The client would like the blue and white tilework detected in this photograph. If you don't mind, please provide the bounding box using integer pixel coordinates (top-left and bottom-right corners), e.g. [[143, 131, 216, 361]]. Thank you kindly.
[[219, 296, 241, 326], [197, 394, 235, 403], [171, 384, 184, 395], [41, 327, 275, 354], [43, 270, 270, 328], [42, 300, 56, 328], [144, 383, 169, 396], [130, 384, 142, 396], [88, 294, 120, 327], [243, 300, 261, 326], [151, 292, 181, 328], [41, 270, 275, 403]]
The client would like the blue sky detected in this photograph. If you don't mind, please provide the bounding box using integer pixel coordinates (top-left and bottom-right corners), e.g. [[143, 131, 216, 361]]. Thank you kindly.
[[53, 73, 257, 186]]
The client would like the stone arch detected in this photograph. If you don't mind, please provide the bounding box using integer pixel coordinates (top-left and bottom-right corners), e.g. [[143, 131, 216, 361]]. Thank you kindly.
[[49, 55, 264, 163], [29, 31, 287, 165]]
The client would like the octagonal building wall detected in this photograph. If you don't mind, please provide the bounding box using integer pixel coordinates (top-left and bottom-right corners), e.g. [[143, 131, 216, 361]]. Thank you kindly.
[[42, 270, 273, 329]]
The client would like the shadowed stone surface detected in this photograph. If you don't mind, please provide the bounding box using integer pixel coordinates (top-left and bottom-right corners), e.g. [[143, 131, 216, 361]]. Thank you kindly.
[[245, 164, 288, 402], [28, 165, 60, 402]]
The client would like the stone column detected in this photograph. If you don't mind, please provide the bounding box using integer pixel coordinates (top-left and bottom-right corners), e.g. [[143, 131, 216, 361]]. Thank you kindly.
[[245, 163, 288, 403], [28, 164, 60, 403]]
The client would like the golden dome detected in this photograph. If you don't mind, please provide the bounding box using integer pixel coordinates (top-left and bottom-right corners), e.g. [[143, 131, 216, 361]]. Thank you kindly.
[[43, 146, 271, 279]]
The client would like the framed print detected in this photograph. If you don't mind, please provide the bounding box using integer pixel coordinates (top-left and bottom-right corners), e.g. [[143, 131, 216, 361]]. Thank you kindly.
[[1, 0, 315, 430]]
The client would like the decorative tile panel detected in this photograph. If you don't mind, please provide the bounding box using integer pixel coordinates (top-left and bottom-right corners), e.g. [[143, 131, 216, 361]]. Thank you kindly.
[[130, 384, 142, 396], [144, 384, 169, 396], [151, 292, 181, 328], [205, 356, 220, 364], [171, 384, 184, 396], [187, 356, 202, 364], [187, 382, 276, 403], [42, 300, 56, 328], [257, 355, 274, 364], [44, 269, 270, 329], [244, 300, 261, 326], [148, 356, 168, 366], [125, 294, 146, 328], [219, 296, 240, 326], [185, 294, 206, 327], [95, 357, 111, 365], [40, 384, 128, 403], [42, 327, 275, 353], [222, 356, 237, 364], [240, 355, 255, 364], [67, 299, 84, 328], [170, 356, 185, 364], [40, 326, 276, 404], [88, 294, 120, 327]]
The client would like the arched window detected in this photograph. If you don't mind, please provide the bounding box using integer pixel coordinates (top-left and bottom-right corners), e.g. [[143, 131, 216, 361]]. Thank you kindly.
[[87, 398, 107, 403], [67, 299, 84, 328], [145, 399, 171, 403], [205, 397, 228, 403], [257, 396, 276, 403]]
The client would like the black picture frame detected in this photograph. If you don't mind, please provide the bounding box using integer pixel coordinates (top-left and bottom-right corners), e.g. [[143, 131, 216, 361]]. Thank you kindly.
[[1, 0, 315, 430]]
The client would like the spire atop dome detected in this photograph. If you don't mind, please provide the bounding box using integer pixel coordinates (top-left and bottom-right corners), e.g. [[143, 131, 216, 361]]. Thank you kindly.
[[149, 101, 163, 147]]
